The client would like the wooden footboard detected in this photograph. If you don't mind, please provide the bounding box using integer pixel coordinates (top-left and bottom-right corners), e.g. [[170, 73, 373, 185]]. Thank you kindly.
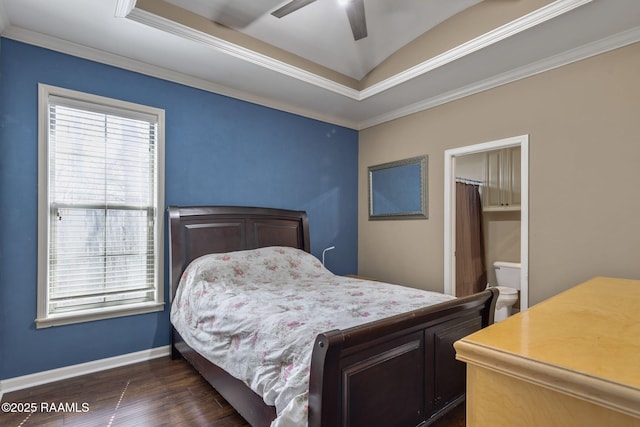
[[308, 288, 497, 427]]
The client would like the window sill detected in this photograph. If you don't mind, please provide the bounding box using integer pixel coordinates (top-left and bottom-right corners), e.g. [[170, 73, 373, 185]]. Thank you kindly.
[[35, 302, 165, 329]]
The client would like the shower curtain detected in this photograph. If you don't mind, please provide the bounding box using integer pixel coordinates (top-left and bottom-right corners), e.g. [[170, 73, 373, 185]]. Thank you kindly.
[[455, 182, 487, 297]]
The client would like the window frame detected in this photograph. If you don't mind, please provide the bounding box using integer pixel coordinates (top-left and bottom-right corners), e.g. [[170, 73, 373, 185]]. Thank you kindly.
[[36, 84, 165, 328]]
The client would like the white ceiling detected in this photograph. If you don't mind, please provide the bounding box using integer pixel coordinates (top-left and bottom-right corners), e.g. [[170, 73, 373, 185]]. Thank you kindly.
[[1, 0, 639, 130]]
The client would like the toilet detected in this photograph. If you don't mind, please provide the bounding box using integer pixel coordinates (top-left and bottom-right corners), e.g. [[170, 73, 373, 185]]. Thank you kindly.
[[491, 261, 521, 322]]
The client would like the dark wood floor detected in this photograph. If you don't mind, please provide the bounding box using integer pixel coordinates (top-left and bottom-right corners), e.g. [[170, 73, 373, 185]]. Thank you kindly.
[[1, 357, 465, 426]]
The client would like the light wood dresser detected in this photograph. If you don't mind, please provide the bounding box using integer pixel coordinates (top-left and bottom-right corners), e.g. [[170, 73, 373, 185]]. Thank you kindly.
[[455, 277, 640, 426]]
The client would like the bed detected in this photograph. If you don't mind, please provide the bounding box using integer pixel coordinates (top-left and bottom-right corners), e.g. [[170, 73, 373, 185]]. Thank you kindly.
[[168, 205, 498, 427]]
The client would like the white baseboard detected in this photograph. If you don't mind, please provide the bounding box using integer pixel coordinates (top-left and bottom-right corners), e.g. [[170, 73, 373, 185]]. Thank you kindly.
[[0, 345, 171, 401]]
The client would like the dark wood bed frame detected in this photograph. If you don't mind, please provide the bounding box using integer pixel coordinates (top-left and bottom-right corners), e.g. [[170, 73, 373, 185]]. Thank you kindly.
[[168, 205, 497, 427]]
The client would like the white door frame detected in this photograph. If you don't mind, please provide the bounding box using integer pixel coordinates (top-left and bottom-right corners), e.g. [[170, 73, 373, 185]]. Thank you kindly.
[[444, 135, 529, 311]]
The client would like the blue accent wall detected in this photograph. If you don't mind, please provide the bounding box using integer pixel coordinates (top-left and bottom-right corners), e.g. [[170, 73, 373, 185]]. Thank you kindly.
[[0, 38, 358, 379]]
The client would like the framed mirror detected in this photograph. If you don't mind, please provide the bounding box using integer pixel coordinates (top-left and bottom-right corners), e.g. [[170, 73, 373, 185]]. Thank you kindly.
[[368, 155, 428, 220]]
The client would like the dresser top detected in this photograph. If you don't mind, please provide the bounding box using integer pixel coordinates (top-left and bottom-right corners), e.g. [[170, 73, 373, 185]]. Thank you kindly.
[[455, 276, 640, 417]]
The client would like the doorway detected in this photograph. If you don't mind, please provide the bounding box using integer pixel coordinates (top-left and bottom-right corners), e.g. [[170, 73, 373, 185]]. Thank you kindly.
[[444, 135, 529, 311]]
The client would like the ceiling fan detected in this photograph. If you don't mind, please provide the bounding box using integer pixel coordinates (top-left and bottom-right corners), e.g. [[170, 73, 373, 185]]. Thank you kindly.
[[271, 0, 368, 41]]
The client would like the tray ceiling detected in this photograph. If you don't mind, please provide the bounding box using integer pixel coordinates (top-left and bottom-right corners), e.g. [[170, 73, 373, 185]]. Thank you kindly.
[[1, 0, 639, 129]]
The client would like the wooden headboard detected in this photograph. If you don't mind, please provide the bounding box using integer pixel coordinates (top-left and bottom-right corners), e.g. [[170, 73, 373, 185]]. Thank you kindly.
[[167, 206, 310, 301]]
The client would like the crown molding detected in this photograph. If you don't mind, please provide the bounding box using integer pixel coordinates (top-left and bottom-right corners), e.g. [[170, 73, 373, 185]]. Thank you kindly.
[[360, 0, 593, 100], [360, 25, 640, 129], [1, 26, 359, 129], [114, 0, 137, 18], [126, 6, 361, 101]]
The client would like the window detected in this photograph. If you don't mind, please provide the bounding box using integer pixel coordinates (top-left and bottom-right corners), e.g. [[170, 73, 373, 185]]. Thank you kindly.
[[37, 84, 165, 328]]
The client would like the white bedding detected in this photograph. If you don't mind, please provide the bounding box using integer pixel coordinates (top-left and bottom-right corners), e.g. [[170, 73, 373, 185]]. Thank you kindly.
[[170, 246, 455, 426]]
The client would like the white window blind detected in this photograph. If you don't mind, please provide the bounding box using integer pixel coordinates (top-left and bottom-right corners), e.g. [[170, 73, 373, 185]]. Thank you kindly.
[[37, 85, 164, 327]]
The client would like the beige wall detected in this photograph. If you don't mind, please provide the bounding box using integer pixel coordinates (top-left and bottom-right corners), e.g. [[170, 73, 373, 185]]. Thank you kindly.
[[484, 211, 521, 286], [358, 42, 640, 305]]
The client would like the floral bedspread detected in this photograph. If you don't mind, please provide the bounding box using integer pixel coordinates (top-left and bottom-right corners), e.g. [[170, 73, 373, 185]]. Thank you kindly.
[[170, 246, 455, 427]]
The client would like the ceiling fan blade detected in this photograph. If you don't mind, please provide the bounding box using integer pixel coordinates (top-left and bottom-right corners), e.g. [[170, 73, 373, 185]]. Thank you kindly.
[[271, 0, 317, 18], [345, 0, 367, 40]]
